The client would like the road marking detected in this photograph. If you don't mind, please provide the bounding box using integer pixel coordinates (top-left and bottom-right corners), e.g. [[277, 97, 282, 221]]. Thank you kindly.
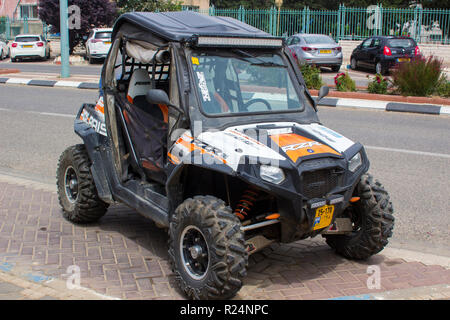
[[39, 112, 74, 118], [0, 108, 74, 118], [366, 145, 450, 159], [336, 98, 388, 109]]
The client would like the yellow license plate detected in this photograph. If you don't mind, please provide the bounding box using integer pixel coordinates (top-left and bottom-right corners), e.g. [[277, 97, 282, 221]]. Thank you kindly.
[[320, 50, 332, 54], [104, 42, 111, 45], [312, 205, 334, 230], [22, 45, 33, 48], [398, 58, 410, 62]]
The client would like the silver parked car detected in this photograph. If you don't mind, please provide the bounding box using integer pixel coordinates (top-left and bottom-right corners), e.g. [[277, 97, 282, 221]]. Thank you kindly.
[[287, 34, 342, 72]]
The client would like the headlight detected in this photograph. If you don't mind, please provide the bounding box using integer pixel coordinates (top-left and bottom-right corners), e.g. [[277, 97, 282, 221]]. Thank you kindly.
[[260, 165, 285, 184], [348, 152, 362, 172]]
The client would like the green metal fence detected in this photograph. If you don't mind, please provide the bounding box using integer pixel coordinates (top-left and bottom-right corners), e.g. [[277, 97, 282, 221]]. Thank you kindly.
[[0, 16, 48, 41], [1, 5, 448, 44], [192, 5, 450, 44]]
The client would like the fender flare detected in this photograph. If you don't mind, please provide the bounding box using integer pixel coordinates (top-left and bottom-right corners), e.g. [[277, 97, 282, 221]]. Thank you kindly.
[[165, 162, 235, 219], [74, 104, 114, 203]]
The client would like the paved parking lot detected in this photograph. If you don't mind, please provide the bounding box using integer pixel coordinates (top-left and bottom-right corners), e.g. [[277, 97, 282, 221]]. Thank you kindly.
[[0, 175, 448, 300]]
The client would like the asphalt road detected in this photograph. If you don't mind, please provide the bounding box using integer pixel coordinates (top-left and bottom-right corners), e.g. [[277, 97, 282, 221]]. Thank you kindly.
[[0, 84, 449, 256]]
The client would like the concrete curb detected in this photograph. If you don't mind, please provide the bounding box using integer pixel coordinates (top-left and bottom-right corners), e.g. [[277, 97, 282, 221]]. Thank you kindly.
[[0, 76, 98, 90], [1, 76, 449, 116], [318, 97, 450, 116]]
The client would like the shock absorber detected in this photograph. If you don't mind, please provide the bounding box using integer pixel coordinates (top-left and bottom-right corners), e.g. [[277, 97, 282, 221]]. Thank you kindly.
[[234, 188, 259, 220]]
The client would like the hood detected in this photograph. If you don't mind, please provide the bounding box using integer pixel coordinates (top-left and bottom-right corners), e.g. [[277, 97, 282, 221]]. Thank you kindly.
[[189, 122, 355, 171]]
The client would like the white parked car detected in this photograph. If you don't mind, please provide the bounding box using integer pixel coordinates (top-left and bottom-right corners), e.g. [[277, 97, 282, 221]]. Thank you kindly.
[[85, 28, 113, 64], [0, 35, 10, 60], [10, 34, 51, 62]]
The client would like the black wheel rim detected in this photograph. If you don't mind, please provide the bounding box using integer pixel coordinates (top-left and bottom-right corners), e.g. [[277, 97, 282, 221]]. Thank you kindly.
[[349, 206, 363, 233], [180, 226, 209, 280], [64, 166, 79, 203]]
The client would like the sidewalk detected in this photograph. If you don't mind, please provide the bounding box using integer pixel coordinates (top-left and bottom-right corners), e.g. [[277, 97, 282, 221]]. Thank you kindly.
[[0, 172, 448, 300]]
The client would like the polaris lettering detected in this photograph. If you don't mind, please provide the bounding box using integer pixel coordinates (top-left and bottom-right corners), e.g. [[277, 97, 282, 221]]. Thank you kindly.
[[80, 109, 107, 136]]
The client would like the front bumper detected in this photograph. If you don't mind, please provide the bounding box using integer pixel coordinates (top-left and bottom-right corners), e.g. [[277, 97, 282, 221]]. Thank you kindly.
[[11, 48, 46, 58], [237, 144, 369, 243]]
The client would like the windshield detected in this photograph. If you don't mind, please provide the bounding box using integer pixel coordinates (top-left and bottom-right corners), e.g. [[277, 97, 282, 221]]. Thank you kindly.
[[15, 36, 40, 42], [388, 38, 415, 48], [303, 35, 335, 44], [191, 51, 306, 116], [95, 32, 112, 39]]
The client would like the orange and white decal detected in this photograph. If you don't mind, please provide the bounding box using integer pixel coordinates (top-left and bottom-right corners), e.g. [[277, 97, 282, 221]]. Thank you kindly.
[[271, 133, 340, 163], [168, 152, 181, 165], [94, 96, 105, 115]]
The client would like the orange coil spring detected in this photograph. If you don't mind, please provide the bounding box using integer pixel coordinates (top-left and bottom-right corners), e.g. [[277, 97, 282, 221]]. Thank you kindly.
[[234, 189, 259, 220]]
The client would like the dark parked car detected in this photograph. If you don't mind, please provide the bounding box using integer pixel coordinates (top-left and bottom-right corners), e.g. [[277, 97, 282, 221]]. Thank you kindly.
[[350, 36, 420, 75]]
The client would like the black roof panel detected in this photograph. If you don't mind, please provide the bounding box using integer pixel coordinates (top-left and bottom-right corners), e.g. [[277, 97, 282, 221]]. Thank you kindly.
[[112, 11, 275, 42]]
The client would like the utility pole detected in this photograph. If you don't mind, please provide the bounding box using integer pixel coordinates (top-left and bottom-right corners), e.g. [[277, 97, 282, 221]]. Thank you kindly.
[[60, 0, 70, 78]]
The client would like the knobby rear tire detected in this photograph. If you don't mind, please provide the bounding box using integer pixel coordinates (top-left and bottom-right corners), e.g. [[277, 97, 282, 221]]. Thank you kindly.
[[56, 144, 108, 223]]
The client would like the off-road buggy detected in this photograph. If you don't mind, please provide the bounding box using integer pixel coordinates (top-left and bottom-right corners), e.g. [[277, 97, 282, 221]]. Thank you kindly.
[[56, 11, 394, 300]]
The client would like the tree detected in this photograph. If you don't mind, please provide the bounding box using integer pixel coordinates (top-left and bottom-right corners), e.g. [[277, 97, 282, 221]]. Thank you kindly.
[[116, 0, 182, 14], [38, 0, 117, 53]]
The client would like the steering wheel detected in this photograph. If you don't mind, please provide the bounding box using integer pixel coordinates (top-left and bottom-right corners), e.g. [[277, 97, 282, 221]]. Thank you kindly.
[[244, 98, 272, 111]]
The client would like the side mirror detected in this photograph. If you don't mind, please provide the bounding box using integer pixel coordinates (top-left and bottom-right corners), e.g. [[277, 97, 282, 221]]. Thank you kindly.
[[146, 89, 184, 114], [317, 85, 329, 102]]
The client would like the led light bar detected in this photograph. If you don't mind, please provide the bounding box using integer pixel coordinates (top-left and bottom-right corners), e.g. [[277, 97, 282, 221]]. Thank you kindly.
[[196, 36, 283, 48]]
